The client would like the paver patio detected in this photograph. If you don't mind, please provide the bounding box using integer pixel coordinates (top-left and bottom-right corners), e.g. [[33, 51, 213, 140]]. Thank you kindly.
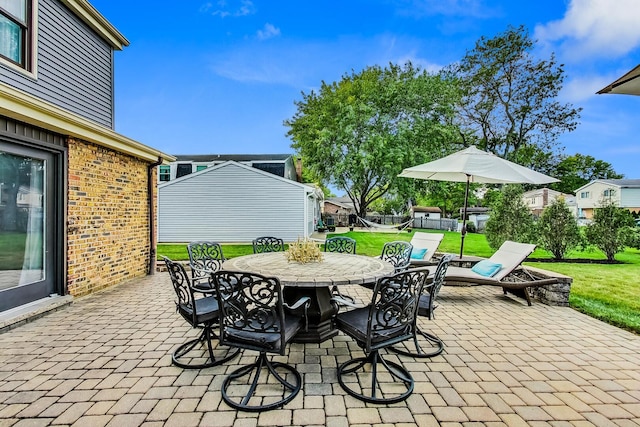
[[1, 272, 639, 426]]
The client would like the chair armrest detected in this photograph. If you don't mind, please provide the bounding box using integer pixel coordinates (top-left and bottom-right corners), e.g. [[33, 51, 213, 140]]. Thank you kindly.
[[189, 284, 217, 296], [330, 296, 363, 309], [284, 296, 311, 332]]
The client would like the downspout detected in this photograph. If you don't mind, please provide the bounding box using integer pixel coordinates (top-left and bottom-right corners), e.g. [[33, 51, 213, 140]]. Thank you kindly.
[[148, 157, 163, 275]]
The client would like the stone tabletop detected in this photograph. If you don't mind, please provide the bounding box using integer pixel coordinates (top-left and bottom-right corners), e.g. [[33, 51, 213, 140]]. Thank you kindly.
[[223, 252, 394, 287]]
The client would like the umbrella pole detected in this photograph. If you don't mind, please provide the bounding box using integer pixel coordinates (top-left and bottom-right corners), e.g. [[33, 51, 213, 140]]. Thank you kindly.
[[459, 175, 470, 259]]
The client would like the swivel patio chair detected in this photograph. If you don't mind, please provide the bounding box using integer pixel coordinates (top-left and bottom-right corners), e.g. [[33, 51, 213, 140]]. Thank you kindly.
[[334, 267, 430, 404], [324, 236, 357, 303], [359, 240, 414, 290], [187, 241, 225, 284], [210, 270, 310, 412], [162, 257, 240, 369], [252, 236, 285, 254], [390, 254, 453, 358]]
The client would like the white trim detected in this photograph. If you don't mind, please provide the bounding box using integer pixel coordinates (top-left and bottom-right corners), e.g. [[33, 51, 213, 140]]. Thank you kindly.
[[58, 0, 129, 49], [0, 82, 174, 163]]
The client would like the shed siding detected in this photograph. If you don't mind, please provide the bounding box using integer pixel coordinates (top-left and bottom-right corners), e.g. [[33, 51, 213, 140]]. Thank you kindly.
[[159, 163, 309, 243], [0, 0, 114, 127]]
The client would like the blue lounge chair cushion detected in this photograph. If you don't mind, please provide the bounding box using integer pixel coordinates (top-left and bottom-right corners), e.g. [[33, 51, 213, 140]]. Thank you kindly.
[[471, 260, 503, 277], [410, 248, 428, 260]]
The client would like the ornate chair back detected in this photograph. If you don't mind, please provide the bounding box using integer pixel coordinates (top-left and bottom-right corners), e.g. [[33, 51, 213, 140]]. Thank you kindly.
[[187, 241, 225, 280], [364, 267, 429, 352], [380, 241, 413, 272], [252, 236, 285, 254], [324, 236, 356, 254], [421, 254, 453, 319], [212, 270, 289, 355]]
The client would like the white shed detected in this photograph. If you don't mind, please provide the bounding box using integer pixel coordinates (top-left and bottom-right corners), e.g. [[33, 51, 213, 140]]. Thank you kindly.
[[158, 161, 322, 243]]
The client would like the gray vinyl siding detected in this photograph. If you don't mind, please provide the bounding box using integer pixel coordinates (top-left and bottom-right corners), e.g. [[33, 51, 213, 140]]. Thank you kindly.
[[621, 188, 640, 208], [159, 162, 312, 243], [0, 0, 114, 127]]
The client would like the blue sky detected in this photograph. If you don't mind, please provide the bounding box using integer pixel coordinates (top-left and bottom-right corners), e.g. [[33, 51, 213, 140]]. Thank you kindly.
[[90, 0, 640, 179]]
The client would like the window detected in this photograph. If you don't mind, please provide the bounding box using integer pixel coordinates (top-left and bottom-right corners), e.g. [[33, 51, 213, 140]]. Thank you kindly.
[[176, 163, 192, 178], [603, 189, 615, 197], [0, 0, 31, 69], [159, 165, 170, 182], [580, 191, 590, 199], [196, 165, 207, 172]]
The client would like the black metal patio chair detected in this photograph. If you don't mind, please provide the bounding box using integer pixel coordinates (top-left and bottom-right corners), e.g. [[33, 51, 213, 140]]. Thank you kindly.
[[187, 241, 225, 283], [162, 256, 240, 369], [333, 267, 430, 404], [324, 236, 357, 303], [210, 270, 310, 412], [252, 236, 285, 254], [390, 254, 453, 358], [380, 240, 413, 273]]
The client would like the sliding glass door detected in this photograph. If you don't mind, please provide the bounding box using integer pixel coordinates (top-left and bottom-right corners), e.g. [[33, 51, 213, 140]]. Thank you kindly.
[[0, 142, 55, 311]]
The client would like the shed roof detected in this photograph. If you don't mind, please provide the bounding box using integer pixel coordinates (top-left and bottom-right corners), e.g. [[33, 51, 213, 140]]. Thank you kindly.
[[411, 206, 442, 213]]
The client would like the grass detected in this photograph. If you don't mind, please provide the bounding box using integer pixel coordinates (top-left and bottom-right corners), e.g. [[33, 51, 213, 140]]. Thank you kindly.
[[0, 232, 27, 270], [157, 229, 640, 334]]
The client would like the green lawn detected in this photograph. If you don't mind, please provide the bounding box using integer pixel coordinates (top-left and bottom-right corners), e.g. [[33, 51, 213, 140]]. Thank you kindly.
[[157, 230, 640, 334], [0, 232, 26, 270]]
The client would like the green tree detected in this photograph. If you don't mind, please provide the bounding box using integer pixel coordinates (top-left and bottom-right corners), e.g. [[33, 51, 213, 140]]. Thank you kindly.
[[585, 201, 635, 262], [285, 62, 460, 218], [484, 184, 534, 249], [449, 25, 581, 169], [537, 197, 582, 259], [550, 154, 623, 194]]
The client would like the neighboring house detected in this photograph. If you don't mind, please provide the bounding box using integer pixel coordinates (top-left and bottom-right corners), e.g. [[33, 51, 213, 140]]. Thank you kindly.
[[411, 206, 442, 220], [158, 161, 323, 243], [324, 199, 355, 215], [159, 154, 300, 183], [522, 188, 577, 217], [0, 0, 172, 313], [575, 179, 640, 219]]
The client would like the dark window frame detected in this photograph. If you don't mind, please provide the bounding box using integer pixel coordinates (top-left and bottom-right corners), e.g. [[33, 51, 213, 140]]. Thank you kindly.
[[0, 0, 31, 69]]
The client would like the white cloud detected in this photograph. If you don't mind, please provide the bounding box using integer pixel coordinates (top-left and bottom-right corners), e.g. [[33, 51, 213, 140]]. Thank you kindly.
[[535, 0, 640, 59], [561, 74, 616, 102], [257, 23, 281, 40], [203, 0, 256, 18]]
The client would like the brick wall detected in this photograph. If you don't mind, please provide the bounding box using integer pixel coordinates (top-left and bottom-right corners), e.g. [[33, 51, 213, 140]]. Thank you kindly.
[[67, 138, 153, 297]]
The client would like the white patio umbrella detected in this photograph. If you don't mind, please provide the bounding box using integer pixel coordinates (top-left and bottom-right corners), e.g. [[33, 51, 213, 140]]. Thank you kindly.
[[597, 64, 640, 96], [399, 146, 559, 258]]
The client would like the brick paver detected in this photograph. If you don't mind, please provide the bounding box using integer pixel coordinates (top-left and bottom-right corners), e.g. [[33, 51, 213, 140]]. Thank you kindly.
[[1, 274, 639, 426]]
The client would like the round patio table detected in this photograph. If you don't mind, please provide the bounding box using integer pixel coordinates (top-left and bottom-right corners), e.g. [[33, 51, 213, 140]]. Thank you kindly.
[[223, 252, 393, 342]]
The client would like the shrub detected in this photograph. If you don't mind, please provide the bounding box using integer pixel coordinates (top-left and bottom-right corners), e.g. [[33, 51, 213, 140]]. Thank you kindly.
[[465, 222, 476, 233], [485, 184, 535, 250], [537, 197, 582, 260], [584, 200, 636, 261]]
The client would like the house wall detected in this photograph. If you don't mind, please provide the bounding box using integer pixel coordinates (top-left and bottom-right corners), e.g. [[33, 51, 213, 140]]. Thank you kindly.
[[159, 162, 310, 243], [0, 0, 114, 127], [576, 181, 621, 210], [67, 138, 151, 297], [620, 188, 640, 213]]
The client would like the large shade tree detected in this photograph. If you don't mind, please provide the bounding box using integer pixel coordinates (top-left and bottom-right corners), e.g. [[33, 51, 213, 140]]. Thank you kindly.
[[551, 154, 623, 194], [449, 25, 581, 170], [285, 62, 460, 218]]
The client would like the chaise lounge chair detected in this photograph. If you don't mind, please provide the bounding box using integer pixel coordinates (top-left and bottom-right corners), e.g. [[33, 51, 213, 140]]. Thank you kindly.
[[408, 232, 444, 267], [444, 240, 560, 306]]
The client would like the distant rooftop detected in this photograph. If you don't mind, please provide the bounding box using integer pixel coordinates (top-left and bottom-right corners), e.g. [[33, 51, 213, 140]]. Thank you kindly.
[[599, 179, 640, 188], [173, 154, 293, 162]]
